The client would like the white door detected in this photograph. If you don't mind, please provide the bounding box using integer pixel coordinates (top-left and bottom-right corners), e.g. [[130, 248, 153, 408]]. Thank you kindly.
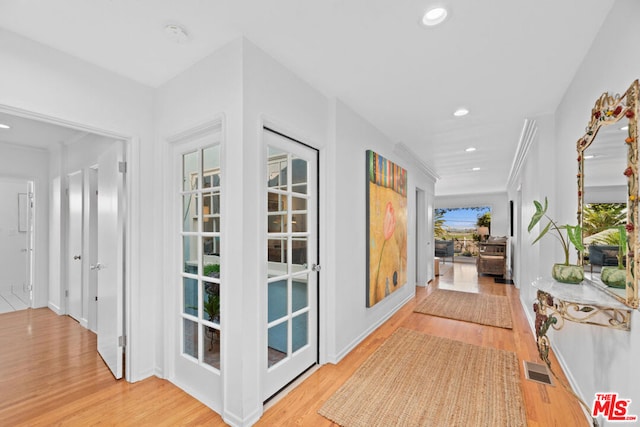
[[67, 171, 83, 322], [263, 129, 319, 400], [96, 141, 126, 379], [173, 128, 223, 410]]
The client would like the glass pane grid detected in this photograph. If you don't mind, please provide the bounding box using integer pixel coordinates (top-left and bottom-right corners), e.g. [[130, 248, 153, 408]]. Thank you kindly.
[[267, 315, 289, 329], [180, 144, 221, 372], [267, 146, 312, 369]]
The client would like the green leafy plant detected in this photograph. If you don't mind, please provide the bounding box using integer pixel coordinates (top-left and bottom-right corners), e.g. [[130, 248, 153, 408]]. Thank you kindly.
[[204, 263, 220, 276], [203, 292, 220, 322], [608, 225, 628, 269], [528, 197, 585, 265]]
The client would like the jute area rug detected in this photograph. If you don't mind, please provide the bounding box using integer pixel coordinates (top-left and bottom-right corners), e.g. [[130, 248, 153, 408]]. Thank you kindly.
[[318, 328, 527, 427], [414, 289, 513, 329]]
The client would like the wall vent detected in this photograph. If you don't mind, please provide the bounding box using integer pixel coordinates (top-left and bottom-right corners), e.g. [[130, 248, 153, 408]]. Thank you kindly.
[[523, 360, 554, 386]]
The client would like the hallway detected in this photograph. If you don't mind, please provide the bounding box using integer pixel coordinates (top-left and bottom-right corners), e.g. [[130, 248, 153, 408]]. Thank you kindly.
[[259, 262, 589, 426], [0, 263, 588, 426]]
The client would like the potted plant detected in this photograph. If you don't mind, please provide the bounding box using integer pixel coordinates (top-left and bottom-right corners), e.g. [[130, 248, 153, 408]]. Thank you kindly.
[[600, 225, 627, 288], [528, 197, 585, 284]]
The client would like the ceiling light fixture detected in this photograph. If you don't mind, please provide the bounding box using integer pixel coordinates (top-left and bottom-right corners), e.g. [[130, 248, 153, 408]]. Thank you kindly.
[[422, 6, 448, 26], [621, 125, 629, 131], [454, 107, 469, 117], [472, 167, 480, 171], [465, 147, 476, 152], [584, 155, 595, 159], [0, 123, 10, 129], [164, 24, 190, 43]]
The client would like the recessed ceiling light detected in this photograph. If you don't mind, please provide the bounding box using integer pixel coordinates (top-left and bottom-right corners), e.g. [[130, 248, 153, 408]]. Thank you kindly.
[[422, 6, 448, 26], [621, 125, 629, 131], [0, 123, 10, 129], [465, 147, 476, 152], [584, 155, 595, 159], [164, 24, 190, 43], [454, 108, 469, 117], [472, 167, 480, 171]]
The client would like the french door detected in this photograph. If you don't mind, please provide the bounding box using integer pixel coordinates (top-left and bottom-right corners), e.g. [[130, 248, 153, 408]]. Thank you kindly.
[[263, 128, 319, 400], [172, 126, 222, 410]]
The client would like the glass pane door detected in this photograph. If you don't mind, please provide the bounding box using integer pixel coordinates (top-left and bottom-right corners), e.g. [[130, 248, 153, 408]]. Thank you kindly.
[[264, 129, 318, 400], [180, 144, 221, 371]]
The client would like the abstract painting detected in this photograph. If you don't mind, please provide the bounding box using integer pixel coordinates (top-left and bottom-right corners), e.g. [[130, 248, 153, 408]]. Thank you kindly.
[[366, 150, 407, 307]]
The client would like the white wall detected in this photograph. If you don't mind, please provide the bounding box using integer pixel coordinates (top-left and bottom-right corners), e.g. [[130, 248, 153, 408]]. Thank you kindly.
[[0, 179, 30, 294], [510, 1, 640, 424], [156, 37, 243, 421], [157, 38, 435, 426], [0, 28, 156, 382], [0, 142, 49, 308], [331, 99, 436, 359], [242, 39, 330, 424]]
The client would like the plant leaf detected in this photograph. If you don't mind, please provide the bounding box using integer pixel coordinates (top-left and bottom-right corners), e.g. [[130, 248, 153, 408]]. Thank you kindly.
[[566, 225, 585, 252], [528, 198, 547, 232], [619, 225, 628, 255], [532, 221, 552, 245]]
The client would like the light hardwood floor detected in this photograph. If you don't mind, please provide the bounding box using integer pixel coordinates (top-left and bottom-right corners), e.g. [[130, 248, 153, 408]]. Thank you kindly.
[[0, 263, 588, 426]]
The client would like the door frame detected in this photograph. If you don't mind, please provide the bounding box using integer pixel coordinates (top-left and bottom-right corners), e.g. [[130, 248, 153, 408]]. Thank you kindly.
[[164, 117, 225, 412], [0, 176, 34, 307], [0, 103, 135, 381], [260, 121, 322, 401]]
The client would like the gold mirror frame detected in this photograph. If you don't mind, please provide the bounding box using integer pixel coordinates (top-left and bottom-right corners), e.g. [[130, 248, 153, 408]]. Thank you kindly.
[[577, 79, 639, 309]]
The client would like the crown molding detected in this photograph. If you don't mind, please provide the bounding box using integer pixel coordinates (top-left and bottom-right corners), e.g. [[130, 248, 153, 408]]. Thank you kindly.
[[393, 142, 440, 182], [507, 118, 537, 188]]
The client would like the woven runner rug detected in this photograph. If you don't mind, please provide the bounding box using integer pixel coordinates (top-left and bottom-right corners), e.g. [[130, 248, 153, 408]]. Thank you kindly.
[[318, 328, 527, 427], [414, 289, 513, 329]]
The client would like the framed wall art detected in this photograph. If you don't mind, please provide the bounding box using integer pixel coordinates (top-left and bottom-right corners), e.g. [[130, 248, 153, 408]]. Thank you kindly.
[[366, 150, 407, 307]]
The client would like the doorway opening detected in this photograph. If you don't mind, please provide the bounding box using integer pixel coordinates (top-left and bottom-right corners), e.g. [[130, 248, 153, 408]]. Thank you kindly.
[[0, 178, 34, 313]]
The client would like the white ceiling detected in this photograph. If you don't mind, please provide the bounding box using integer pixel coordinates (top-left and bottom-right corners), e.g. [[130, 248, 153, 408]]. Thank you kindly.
[[0, 0, 615, 196], [0, 112, 88, 150]]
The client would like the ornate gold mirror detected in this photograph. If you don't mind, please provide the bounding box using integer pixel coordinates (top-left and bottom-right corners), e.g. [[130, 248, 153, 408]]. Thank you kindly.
[[577, 79, 639, 309]]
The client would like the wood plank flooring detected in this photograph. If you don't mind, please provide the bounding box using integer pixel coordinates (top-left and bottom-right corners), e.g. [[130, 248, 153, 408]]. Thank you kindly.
[[0, 262, 588, 426]]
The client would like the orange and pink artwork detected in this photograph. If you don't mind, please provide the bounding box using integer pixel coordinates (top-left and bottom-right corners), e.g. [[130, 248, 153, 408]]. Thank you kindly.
[[366, 150, 407, 307]]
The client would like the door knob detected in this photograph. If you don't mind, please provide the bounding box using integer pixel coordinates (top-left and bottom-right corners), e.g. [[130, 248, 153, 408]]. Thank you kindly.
[[73, 255, 82, 260], [311, 264, 321, 272], [90, 263, 103, 271]]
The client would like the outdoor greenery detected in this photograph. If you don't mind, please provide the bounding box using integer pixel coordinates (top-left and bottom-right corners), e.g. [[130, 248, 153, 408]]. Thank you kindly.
[[476, 212, 491, 228], [204, 263, 220, 276], [582, 203, 626, 236], [434, 210, 447, 238], [434, 207, 491, 256]]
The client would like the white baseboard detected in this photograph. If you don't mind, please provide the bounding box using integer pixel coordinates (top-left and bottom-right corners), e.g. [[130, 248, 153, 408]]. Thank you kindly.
[[47, 302, 62, 315], [330, 292, 414, 364]]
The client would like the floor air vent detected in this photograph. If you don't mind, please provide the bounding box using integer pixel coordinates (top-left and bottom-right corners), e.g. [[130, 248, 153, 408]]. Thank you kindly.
[[523, 361, 554, 386]]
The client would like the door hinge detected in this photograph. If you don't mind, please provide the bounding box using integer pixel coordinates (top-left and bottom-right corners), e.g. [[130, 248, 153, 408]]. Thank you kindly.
[[118, 336, 126, 347], [118, 161, 127, 174]]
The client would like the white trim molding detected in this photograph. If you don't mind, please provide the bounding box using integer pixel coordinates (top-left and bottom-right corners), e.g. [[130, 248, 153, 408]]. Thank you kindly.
[[507, 118, 538, 188], [393, 142, 440, 182]]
